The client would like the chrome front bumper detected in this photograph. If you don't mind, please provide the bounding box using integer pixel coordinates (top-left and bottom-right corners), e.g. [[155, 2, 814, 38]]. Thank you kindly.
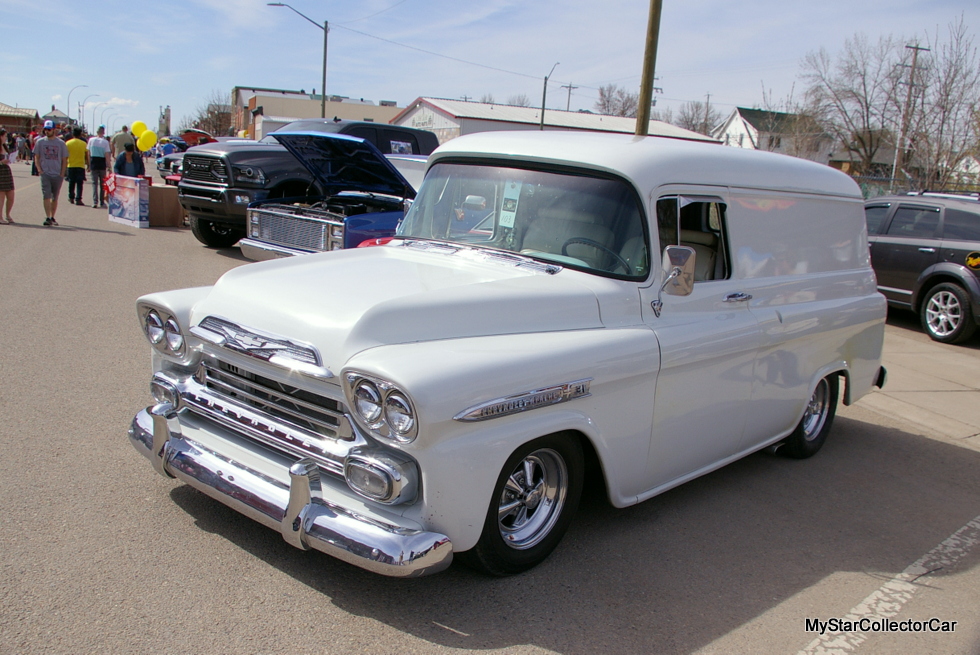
[[128, 404, 452, 577], [239, 238, 307, 262]]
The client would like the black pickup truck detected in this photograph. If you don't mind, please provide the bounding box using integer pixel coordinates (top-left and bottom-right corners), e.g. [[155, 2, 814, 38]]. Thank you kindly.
[[177, 118, 439, 247]]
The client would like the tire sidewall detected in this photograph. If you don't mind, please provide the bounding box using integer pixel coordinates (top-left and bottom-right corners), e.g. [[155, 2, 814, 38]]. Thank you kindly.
[[920, 283, 975, 344], [782, 375, 839, 459], [466, 433, 584, 576]]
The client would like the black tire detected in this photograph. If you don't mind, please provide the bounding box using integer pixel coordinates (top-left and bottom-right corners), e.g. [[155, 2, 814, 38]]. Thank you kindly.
[[781, 375, 839, 459], [458, 434, 583, 576], [920, 283, 977, 344], [190, 216, 244, 248]]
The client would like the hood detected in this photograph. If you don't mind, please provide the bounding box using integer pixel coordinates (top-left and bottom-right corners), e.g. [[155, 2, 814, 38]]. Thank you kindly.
[[191, 244, 603, 373], [271, 131, 415, 199]]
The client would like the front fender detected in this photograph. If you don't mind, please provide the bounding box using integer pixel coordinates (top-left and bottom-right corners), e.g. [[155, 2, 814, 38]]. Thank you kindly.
[[343, 327, 661, 551]]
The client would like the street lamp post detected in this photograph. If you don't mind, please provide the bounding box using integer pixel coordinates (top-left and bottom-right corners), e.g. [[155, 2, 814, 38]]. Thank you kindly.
[[539, 62, 559, 130], [79, 94, 100, 130], [66, 84, 88, 125], [100, 106, 114, 127], [269, 3, 328, 118], [91, 102, 108, 131]]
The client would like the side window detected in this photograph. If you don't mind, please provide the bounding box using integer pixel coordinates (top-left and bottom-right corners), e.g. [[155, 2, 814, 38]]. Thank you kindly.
[[864, 204, 891, 235], [383, 130, 419, 155], [344, 126, 378, 148], [656, 196, 730, 281], [942, 208, 980, 241], [885, 205, 940, 238]]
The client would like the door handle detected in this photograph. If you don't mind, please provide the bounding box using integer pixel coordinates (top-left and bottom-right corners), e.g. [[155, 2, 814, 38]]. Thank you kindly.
[[918, 247, 936, 253], [724, 292, 753, 303]]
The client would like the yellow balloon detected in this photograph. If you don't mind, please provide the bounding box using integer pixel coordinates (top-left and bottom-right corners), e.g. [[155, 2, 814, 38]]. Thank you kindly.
[[138, 130, 157, 151], [131, 121, 147, 137]]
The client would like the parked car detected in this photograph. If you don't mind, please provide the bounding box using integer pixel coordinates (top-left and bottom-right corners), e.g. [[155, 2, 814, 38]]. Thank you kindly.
[[178, 119, 439, 249], [239, 132, 424, 261], [865, 192, 980, 343], [129, 131, 886, 577]]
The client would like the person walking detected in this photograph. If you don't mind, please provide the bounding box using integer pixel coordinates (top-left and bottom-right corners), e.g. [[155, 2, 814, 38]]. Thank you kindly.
[[0, 129, 15, 223], [110, 125, 135, 160], [66, 127, 89, 206], [87, 125, 111, 207], [113, 142, 145, 177], [32, 120, 68, 226]]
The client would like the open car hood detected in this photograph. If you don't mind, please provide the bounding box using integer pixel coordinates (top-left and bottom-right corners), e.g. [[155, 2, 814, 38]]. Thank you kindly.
[[272, 131, 416, 199]]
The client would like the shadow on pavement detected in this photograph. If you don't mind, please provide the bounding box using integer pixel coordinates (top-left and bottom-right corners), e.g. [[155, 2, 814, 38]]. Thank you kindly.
[[169, 414, 980, 654]]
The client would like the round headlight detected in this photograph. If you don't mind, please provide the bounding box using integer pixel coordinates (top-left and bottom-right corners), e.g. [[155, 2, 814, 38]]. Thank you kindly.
[[384, 392, 415, 436], [145, 311, 164, 344], [164, 318, 183, 352], [353, 380, 383, 423]]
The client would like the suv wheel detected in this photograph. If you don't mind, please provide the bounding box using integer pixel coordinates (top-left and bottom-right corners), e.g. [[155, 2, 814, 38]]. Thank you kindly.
[[920, 283, 977, 344], [190, 216, 244, 249]]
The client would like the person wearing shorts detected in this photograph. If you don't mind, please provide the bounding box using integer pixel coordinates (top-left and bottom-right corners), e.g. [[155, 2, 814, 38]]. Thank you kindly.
[[32, 120, 68, 226]]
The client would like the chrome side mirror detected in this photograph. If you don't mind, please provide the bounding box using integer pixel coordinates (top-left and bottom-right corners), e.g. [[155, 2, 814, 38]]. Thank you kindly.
[[651, 245, 696, 317]]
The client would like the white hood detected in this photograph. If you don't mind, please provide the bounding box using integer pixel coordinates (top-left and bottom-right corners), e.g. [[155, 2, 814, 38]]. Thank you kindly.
[[191, 244, 605, 371]]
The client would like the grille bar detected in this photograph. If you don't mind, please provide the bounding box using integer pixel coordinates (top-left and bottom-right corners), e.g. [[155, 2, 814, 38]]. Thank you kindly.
[[250, 204, 345, 252], [182, 155, 229, 184], [203, 363, 343, 435]]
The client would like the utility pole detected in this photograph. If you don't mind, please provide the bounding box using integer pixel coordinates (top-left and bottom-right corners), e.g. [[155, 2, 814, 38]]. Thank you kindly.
[[891, 43, 930, 188], [635, 0, 663, 136], [460, 94, 471, 102], [703, 93, 712, 134], [561, 83, 578, 111], [539, 62, 559, 130]]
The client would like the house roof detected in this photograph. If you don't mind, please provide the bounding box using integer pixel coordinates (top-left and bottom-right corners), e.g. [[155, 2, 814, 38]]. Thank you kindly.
[[0, 102, 39, 119], [733, 107, 797, 133], [395, 98, 719, 143]]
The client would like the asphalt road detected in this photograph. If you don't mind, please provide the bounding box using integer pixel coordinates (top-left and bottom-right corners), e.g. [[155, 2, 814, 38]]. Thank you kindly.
[[2, 161, 978, 655]]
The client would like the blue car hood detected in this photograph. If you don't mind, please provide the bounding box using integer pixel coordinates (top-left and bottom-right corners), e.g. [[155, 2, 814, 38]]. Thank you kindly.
[[271, 131, 416, 199]]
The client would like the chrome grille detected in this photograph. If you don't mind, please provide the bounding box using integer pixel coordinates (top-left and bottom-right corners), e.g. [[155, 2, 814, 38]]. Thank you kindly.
[[249, 203, 345, 252], [198, 316, 319, 365], [198, 358, 350, 441], [182, 155, 228, 184]]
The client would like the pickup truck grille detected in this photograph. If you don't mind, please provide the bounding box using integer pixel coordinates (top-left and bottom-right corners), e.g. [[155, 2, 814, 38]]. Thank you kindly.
[[182, 155, 228, 184], [197, 358, 351, 441], [249, 203, 345, 252]]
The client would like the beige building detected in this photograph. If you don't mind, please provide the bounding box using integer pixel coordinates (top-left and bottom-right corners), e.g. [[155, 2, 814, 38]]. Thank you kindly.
[[391, 97, 718, 144], [231, 87, 402, 139]]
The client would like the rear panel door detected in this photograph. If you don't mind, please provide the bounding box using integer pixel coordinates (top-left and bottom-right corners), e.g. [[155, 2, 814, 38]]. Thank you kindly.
[[870, 203, 942, 306]]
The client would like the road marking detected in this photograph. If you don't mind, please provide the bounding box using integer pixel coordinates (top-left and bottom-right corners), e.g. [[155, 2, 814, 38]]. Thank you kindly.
[[798, 514, 980, 654]]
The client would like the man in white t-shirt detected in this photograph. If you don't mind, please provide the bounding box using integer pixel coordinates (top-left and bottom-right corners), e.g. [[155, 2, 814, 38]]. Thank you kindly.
[[87, 125, 112, 208]]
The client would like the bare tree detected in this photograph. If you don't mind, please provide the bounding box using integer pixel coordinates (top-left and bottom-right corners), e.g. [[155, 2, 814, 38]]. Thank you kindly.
[[676, 100, 721, 135], [594, 84, 639, 117], [758, 83, 833, 161], [179, 89, 233, 136], [507, 94, 531, 107], [650, 107, 674, 125], [480, 93, 495, 104]]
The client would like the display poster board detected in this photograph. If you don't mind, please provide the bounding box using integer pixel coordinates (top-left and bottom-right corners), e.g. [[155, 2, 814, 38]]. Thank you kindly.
[[107, 174, 150, 228]]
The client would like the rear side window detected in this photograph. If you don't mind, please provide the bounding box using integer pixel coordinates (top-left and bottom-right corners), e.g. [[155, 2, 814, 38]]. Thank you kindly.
[[383, 130, 420, 155], [344, 126, 379, 148], [885, 205, 940, 238], [864, 204, 890, 235], [942, 208, 980, 241]]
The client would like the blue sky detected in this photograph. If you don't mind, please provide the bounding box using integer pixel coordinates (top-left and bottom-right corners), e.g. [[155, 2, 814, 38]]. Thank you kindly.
[[2, 0, 978, 132]]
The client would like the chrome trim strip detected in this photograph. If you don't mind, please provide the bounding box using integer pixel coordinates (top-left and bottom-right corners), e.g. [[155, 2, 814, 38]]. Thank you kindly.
[[877, 286, 912, 296], [239, 238, 308, 262], [129, 409, 453, 577], [454, 378, 593, 422]]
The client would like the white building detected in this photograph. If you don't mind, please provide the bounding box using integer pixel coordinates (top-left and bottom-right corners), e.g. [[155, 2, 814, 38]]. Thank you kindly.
[[391, 98, 718, 144], [713, 107, 833, 164]]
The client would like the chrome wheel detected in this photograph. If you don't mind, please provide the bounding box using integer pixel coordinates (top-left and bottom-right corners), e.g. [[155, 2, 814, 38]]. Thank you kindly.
[[802, 378, 831, 441], [497, 448, 568, 550], [925, 290, 962, 338]]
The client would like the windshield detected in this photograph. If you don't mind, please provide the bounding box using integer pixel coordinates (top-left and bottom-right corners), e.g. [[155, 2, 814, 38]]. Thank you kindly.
[[396, 162, 649, 278]]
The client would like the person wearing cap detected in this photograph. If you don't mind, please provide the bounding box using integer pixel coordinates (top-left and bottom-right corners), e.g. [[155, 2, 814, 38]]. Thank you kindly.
[[159, 137, 176, 157], [110, 125, 135, 161], [87, 125, 112, 207], [32, 120, 68, 226]]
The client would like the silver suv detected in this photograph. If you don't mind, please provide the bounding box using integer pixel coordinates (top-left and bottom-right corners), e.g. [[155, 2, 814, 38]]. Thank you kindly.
[[865, 192, 980, 343]]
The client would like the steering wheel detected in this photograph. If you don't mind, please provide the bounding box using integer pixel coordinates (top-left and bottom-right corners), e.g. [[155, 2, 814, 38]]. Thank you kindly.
[[562, 238, 631, 274]]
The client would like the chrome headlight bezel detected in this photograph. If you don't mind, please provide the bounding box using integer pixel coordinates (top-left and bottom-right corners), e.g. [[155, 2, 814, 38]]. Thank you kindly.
[[343, 371, 418, 443], [138, 303, 188, 359]]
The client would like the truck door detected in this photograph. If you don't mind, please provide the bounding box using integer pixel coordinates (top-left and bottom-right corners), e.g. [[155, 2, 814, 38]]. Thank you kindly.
[[640, 194, 761, 489]]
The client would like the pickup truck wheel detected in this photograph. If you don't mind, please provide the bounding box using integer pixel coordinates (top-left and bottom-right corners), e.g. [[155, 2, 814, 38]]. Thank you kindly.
[[781, 375, 838, 459], [459, 435, 583, 576], [920, 283, 976, 344], [190, 216, 244, 248]]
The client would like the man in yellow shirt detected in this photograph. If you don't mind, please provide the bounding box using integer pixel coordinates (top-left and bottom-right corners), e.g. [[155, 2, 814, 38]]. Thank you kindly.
[[66, 127, 90, 205]]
